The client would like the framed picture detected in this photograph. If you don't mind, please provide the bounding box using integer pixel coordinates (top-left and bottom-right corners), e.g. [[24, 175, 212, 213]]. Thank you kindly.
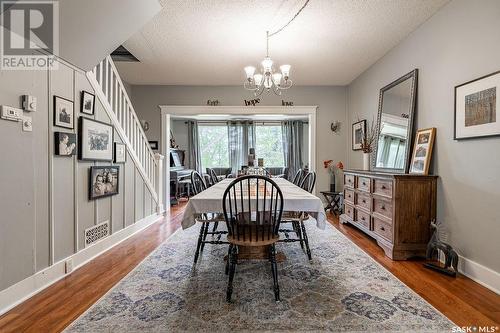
[[79, 117, 114, 161], [54, 96, 74, 129], [149, 140, 159, 150], [55, 132, 77, 156], [410, 128, 436, 175], [455, 70, 500, 140], [352, 119, 366, 150], [89, 166, 119, 200], [114, 142, 126, 163], [81, 90, 95, 115]]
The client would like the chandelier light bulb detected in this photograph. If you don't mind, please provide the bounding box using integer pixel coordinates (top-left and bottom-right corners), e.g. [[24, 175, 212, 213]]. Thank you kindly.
[[263, 76, 272, 89], [273, 73, 282, 85], [261, 57, 273, 71], [280, 64, 291, 79], [253, 74, 263, 86], [244, 66, 256, 79]]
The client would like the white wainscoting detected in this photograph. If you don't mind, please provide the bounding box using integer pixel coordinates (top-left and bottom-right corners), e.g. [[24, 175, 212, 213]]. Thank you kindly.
[[0, 213, 162, 316]]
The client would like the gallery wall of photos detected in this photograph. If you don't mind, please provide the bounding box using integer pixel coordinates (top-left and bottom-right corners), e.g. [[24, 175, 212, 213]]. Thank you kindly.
[[53, 90, 126, 201]]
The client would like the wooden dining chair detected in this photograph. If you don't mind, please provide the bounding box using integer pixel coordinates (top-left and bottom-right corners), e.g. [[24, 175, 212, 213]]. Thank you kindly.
[[291, 169, 304, 185], [222, 175, 284, 302], [191, 171, 227, 263], [279, 171, 316, 260], [207, 168, 219, 186]]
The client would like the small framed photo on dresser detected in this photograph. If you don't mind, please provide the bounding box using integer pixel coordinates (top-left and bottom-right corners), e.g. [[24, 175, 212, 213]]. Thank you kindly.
[[409, 128, 436, 175], [455, 70, 500, 140]]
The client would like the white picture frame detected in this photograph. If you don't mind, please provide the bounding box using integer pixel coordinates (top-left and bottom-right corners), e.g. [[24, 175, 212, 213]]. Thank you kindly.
[[78, 117, 114, 161]]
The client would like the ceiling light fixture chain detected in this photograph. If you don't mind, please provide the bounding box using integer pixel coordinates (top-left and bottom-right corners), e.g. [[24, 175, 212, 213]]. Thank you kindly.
[[243, 0, 310, 96]]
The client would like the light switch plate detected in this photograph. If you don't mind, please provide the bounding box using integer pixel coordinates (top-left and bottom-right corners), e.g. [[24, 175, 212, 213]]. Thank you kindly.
[[1, 105, 23, 121]]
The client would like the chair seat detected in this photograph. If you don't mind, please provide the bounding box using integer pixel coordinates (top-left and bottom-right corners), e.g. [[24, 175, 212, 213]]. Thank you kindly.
[[228, 233, 280, 246]]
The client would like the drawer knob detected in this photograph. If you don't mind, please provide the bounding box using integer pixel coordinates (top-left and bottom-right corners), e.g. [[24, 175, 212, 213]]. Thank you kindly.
[[361, 217, 365, 221], [381, 205, 386, 210], [380, 226, 385, 231], [362, 182, 366, 186], [362, 199, 366, 203], [381, 185, 386, 189]]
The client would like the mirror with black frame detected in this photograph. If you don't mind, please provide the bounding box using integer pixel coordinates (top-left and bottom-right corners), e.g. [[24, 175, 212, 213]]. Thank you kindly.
[[373, 69, 418, 173]]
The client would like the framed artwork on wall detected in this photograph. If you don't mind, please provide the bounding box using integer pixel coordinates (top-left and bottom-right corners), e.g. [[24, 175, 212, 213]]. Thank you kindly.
[[89, 166, 119, 200], [352, 119, 366, 150], [114, 142, 126, 163], [79, 117, 114, 161], [54, 132, 77, 156], [454, 70, 500, 140], [149, 140, 159, 150], [53, 96, 74, 129], [81, 90, 95, 115], [409, 127, 436, 175]]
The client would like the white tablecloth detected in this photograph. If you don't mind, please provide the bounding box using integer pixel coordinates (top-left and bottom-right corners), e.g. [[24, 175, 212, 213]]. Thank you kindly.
[[181, 178, 327, 230]]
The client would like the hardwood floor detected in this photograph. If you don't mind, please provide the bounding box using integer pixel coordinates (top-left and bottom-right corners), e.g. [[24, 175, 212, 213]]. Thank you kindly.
[[0, 202, 498, 332]]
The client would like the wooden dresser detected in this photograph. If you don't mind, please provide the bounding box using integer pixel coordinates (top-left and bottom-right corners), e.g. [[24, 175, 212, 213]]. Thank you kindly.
[[340, 170, 438, 260]]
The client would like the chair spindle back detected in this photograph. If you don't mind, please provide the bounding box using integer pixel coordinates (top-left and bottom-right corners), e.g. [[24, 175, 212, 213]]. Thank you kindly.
[[191, 170, 207, 195]]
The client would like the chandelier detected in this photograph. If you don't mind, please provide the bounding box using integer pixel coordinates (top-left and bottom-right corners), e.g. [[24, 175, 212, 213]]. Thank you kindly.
[[243, 31, 292, 96], [243, 0, 310, 96]]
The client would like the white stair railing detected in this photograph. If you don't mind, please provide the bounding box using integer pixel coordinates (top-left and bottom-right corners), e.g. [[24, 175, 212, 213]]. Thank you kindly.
[[87, 56, 162, 210]]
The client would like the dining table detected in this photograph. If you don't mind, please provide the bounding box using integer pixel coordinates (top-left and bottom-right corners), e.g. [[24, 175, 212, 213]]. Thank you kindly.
[[181, 177, 327, 260]]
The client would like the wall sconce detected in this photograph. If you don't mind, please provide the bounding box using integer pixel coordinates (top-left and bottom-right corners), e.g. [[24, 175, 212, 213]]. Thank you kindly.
[[330, 121, 341, 133]]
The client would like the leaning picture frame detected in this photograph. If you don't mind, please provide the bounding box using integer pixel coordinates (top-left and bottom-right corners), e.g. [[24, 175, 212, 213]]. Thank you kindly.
[[409, 127, 436, 175], [352, 119, 366, 150], [79, 117, 114, 161]]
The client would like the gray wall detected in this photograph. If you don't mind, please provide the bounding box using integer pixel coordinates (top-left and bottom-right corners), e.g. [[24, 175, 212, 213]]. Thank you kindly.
[[347, 0, 500, 273], [0, 58, 156, 291], [129, 85, 347, 193]]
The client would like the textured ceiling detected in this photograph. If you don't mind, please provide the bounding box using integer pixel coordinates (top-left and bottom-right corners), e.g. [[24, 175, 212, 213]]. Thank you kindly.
[[116, 0, 449, 86]]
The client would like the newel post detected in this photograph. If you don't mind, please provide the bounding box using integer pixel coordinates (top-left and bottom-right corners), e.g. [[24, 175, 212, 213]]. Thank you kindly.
[[154, 153, 165, 214]]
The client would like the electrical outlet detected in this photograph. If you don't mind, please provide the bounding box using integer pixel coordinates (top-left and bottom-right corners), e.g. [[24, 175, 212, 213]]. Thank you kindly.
[[65, 259, 73, 274]]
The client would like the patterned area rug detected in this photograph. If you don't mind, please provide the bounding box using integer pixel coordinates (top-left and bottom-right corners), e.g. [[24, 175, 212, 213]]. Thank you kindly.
[[65, 220, 454, 332]]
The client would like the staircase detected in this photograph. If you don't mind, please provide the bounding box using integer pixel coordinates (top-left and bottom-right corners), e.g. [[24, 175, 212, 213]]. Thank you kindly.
[[87, 56, 164, 212]]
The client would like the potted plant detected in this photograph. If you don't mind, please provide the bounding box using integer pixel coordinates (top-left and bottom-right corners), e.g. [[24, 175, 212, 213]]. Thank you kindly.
[[323, 160, 344, 192]]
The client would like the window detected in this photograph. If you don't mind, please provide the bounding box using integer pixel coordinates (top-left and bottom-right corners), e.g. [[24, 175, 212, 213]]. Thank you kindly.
[[255, 124, 284, 167], [198, 124, 230, 169]]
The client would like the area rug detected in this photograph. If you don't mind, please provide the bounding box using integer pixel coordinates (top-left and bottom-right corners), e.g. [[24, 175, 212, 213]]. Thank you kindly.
[[65, 220, 454, 332]]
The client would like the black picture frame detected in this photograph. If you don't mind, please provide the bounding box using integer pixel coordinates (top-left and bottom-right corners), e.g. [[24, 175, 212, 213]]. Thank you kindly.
[[53, 95, 74, 129], [114, 142, 126, 163], [149, 140, 159, 150], [81, 90, 95, 115], [54, 132, 77, 156], [454, 70, 500, 140], [351, 119, 366, 150], [89, 166, 119, 200], [78, 117, 114, 161]]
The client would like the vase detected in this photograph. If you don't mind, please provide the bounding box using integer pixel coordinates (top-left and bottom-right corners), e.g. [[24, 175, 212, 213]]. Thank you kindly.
[[363, 153, 370, 171], [329, 173, 336, 192]]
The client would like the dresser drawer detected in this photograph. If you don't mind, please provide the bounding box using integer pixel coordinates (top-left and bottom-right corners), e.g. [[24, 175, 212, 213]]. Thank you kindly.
[[373, 198, 393, 220], [344, 204, 355, 219], [373, 217, 393, 241], [344, 174, 355, 188], [356, 192, 371, 211], [344, 189, 355, 204], [355, 209, 371, 229], [357, 176, 371, 192], [373, 178, 393, 198]]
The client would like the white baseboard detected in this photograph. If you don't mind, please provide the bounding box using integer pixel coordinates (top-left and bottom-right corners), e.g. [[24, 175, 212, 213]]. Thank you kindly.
[[457, 255, 500, 295], [0, 213, 162, 316], [439, 253, 500, 295]]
